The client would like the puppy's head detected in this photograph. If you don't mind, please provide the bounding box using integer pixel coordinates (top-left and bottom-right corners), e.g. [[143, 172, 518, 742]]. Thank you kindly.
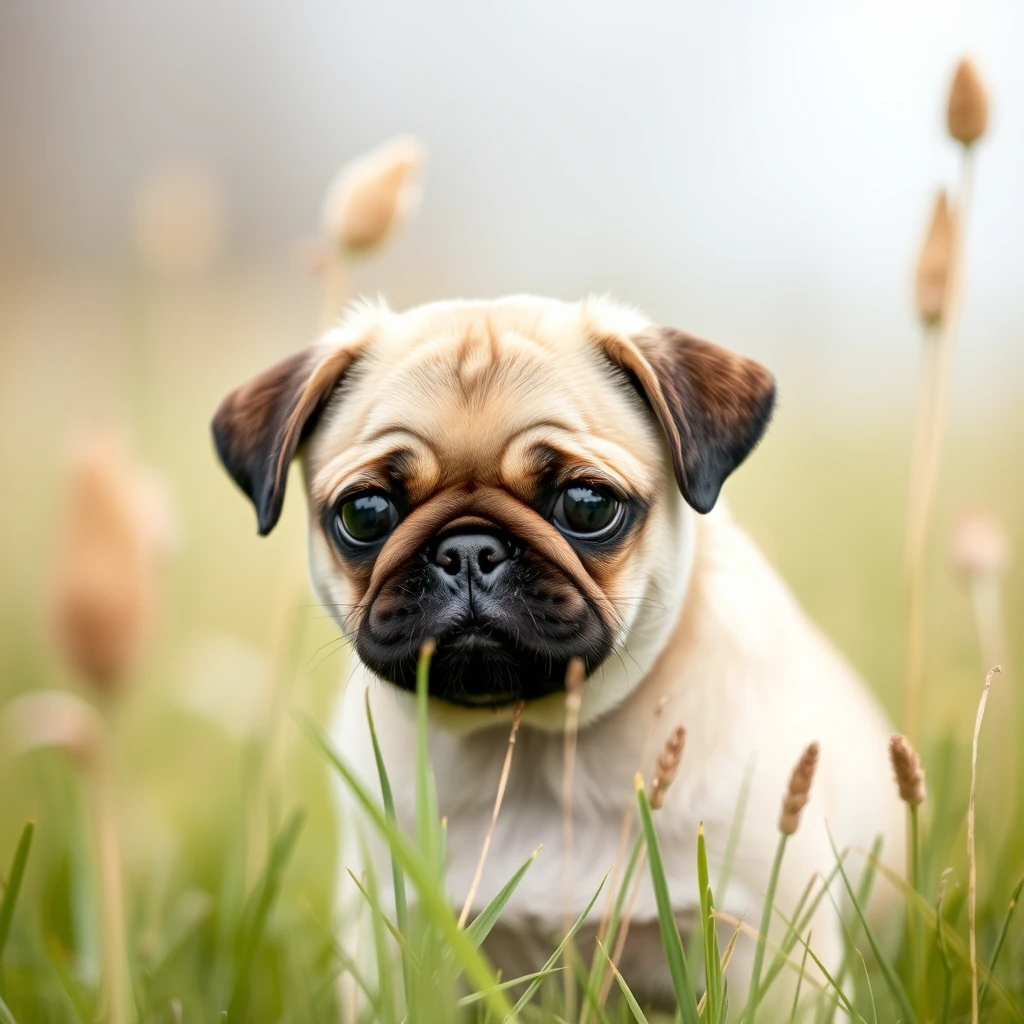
[[213, 297, 774, 719]]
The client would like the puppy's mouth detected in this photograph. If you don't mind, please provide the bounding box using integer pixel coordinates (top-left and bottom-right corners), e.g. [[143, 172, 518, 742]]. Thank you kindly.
[[353, 527, 612, 707]]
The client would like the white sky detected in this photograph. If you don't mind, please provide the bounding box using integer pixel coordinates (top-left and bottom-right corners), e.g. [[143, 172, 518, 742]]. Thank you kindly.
[[2, 0, 1022, 407]]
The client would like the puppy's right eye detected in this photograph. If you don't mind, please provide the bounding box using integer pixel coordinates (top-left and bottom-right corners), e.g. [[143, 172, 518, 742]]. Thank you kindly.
[[334, 492, 399, 546]]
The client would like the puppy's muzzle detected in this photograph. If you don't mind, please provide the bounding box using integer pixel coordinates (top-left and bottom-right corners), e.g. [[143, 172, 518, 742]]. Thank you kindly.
[[353, 490, 615, 706]]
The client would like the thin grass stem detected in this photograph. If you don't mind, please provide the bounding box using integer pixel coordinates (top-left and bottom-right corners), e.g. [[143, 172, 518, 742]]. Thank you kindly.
[[743, 834, 787, 1024], [459, 702, 523, 929]]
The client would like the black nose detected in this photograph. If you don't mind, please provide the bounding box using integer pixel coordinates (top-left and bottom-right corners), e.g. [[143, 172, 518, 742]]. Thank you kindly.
[[433, 532, 511, 578]]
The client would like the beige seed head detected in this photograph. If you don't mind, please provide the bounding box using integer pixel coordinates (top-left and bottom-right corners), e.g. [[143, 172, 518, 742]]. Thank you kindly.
[[649, 725, 686, 810], [950, 513, 1011, 581], [779, 742, 819, 835], [564, 657, 586, 718], [914, 190, 955, 326], [947, 59, 989, 147], [49, 433, 169, 697], [132, 161, 227, 278], [2, 690, 105, 768], [889, 734, 926, 806], [565, 657, 586, 696], [320, 136, 424, 254]]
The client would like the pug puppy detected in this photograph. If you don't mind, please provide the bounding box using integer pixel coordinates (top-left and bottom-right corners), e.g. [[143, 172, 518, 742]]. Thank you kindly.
[[212, 295, 903, 1009]]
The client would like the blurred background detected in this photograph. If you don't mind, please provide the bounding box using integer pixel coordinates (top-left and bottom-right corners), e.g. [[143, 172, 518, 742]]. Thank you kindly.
[[0, 0, 1021, 1018]]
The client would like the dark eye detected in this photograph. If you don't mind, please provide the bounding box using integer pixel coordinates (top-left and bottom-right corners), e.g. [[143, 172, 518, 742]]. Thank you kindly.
[[335, 492, 399, 546], [552, 484, 623, 539]]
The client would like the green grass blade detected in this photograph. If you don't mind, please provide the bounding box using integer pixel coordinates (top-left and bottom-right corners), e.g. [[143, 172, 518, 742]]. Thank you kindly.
[[226, 810, 305, 1024], [716, 763, 753, 903], [861, 852, 1022, 1021], [935, 873, 954, 1024], [365, 689, 414, 1012], [300, 714, 512, 1018], [634, 776, 699, 1024], [742, 834, 787, 1024], [466, 847, 540, 948], [697, 823, 723, 1023], [786, 927, 866, 1023], [0, 994, 18, 1024], [979, 872, 1024, 1010], [857, 949, 878, 1024], [787, 930, 811, 1024], [819, 834, 882, 1024], [596, 941, 650, 1024], [586, 832, 643, 1007], [505, 875, 607, 1020], [573, 951, 613, 1024], [415, 643, 440, 871], [331, 936, 386, 1020], [455, 968, 564, 1007], [346, 862, 423, 962], [751, 850, 852, 1012], [351, 856, 397, 1023], [0, 822, 34, 967], [697, 931, 741, 1022], [826, 830, 916, 1024]]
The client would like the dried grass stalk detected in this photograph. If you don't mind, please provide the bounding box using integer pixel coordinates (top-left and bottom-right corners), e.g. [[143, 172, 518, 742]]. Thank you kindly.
[[587, 696, 669, 1022], [1, 690, 104, 767], [649, 725, 686, 810], [49, 434, 167, 698], [315, 136, 419, 327], [605, 849, 647, 996], [948, 59, 989, 147], [320, 136, 424, 254], [914, 190, 954, 326], [889, 734, 927, 806], [952, 513, 1012, 581], [316, 137, 424, 329], [779, 742, 820, 836], [903, 66, 984, 738], [594, 722, 685, 1009], [593, 696, 668, 941], [561, 657, 585, 1016], [969, 665, 1001, 1024], [458, 701, 524, 929]]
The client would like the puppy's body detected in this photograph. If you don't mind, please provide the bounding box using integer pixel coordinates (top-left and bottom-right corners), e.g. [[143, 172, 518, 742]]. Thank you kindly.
[[331, 506, 901, 1005], [214, 295, 903, 1010]]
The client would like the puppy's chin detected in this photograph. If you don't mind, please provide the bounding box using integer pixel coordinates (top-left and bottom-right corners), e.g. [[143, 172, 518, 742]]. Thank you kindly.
[[357, 630, 595, 708]]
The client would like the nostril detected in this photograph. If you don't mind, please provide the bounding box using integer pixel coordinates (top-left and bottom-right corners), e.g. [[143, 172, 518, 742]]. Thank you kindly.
[[436, 548, 461, 576], [477, 545, 503, 574]]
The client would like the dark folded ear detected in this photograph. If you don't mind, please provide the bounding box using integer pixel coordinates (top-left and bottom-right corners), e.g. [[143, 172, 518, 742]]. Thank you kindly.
[[598, 326, 776, 513], [212, 344, 361, 535]]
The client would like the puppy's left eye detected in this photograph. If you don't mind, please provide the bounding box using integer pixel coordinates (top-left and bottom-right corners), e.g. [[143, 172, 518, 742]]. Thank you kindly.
[[552, 484, 623, 540]]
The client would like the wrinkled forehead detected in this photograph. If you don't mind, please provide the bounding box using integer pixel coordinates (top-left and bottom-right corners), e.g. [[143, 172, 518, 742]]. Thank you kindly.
[[305, 307, 664, 506]]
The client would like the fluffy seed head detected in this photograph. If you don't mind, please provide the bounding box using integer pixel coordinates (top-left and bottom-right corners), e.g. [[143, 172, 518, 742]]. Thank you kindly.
[[947, 59, 989, 146], [649, 725, 686, 810], [49, 434, 170, 696], [132, 161, 227, 278], [2, 690, 105, 768], [914, 190, 955, 326], [320, 136, 424, 254], [889, 734, 927, 806], [779, 742, 819, 835], [951, 513, 1011, 580]]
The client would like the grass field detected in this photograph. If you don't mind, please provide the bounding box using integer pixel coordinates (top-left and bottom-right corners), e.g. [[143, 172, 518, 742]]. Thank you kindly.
[[0, 264, 1021, 1023]]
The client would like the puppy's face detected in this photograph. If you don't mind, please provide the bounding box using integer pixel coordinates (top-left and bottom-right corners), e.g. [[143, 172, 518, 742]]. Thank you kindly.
[[213, 297, 774, 718]]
